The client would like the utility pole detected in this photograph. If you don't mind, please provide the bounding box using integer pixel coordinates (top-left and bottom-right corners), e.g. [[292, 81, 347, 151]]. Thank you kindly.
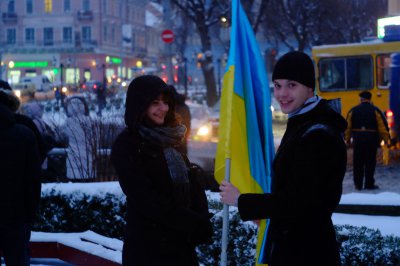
[[0, 52, 2, 80], [163, 0, 174, 84]]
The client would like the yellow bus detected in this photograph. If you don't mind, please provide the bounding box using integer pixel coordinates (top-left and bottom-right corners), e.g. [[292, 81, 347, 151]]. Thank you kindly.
[[312, 39, 400, 117]]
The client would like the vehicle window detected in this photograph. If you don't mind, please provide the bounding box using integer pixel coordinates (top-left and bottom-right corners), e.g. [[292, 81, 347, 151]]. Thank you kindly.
[[319, 56, 373, 92], [376, 54, 391, 89]]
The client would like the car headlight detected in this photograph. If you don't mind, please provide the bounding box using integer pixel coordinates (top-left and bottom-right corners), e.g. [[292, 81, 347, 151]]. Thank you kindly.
[[62, 86, 68, 93], [197, 124, 211, 136]]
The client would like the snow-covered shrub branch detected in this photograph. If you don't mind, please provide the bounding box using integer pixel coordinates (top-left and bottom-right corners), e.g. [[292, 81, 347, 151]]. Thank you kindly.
[[33, 185, 400, 265]]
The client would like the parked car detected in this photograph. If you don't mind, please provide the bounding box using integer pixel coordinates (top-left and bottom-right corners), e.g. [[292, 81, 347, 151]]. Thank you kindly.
[[187, 101, 218, 142]]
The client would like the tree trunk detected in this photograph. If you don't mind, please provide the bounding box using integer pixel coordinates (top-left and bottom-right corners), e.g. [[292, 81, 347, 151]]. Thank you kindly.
[[197, 24, 218, 106], [201, 56, 218, 107]]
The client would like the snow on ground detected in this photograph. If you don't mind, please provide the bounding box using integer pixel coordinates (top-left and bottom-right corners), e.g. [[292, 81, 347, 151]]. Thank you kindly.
[[42, 182, 124, 198], [332, 213, 400, 237], [31, 231, 122, 264], [340, 192, 400, 205]]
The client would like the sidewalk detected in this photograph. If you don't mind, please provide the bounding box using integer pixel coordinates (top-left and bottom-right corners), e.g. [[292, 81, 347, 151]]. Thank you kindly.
[[343, 148, 400, 195]]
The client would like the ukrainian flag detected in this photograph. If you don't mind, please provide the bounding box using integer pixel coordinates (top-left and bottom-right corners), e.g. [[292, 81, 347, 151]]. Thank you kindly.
[[214, 0, 275, 264]]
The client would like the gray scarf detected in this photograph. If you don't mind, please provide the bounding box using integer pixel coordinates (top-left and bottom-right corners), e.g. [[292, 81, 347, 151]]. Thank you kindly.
[[138, 125, 190, 207]]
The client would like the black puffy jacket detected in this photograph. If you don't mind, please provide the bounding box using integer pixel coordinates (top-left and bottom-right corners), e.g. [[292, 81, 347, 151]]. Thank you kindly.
[[0, 103, 41, 225]]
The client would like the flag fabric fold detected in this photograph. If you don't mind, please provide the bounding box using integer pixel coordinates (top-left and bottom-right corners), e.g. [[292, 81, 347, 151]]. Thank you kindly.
[[214, 0, 275, 264]]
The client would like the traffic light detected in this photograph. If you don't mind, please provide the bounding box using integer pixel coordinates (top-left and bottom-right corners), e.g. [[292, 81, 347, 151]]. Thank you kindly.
[[197, 53, 203, 68]]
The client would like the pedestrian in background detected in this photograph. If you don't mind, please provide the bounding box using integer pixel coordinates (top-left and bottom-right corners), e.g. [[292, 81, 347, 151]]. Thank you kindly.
[[345, 91, 390, 190], [0, 84, 42, 265], [169, 85, 191, 154], [96, 82, 107, 117], [111, 75, 212, 266], [220, 51, 347, 266]]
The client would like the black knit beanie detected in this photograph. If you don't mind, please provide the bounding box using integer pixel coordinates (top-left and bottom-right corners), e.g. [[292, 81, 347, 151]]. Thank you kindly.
[[272, 51, 315, 89], [124, 75, 174, 129]]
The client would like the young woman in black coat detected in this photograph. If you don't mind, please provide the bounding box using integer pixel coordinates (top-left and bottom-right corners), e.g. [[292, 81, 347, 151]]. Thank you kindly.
[[111, 75, 212, 266]]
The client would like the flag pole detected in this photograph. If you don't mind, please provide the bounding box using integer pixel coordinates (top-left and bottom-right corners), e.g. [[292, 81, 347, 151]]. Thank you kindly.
[[220, 158, 231, 266]]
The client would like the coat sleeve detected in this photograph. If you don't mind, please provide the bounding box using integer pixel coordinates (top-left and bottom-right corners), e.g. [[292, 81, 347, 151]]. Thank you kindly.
[[23, 130, 42, 223], [187, 165, 213, 244], [111, 135, 211, 241], [374, 109, 390, 143], [238, 129, 346, 221], [344, 110, 353, 143]]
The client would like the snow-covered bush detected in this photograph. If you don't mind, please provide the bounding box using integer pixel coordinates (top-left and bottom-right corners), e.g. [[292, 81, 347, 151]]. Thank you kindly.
[[33, 187, 400, 265], [197, 207, 257, 266], [336, 225, 400, 266], [33, 188, 126, 239]]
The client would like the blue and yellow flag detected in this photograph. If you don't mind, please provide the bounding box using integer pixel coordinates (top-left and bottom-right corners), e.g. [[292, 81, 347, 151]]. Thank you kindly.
[[214, 0, 275, 264]]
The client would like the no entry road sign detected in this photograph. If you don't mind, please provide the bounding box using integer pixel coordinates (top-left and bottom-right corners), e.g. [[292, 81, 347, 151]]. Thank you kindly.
[[161, 29, 174, 43]]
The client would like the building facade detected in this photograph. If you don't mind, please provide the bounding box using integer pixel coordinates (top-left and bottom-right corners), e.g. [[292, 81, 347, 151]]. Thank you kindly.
[[0, 0, 163, 86], [389, 0, 400, 15]]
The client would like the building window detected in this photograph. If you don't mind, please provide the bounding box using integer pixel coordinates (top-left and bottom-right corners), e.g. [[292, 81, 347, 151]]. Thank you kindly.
[[43, 27, 54, 46], [8, 0, 15, 13], [7, 28, 16, 44], [83, 0, 90, 11], [102, 0, 107, 14], [26, 0, 33, 14], [64, 0, 71, 12], [25, 28, 35, 44], [63, 27, 72, 43], [44, 0, 52, 13], [111, 27, 115, 43], [103, 25, 108, 42], [82, 26, 91, 42]]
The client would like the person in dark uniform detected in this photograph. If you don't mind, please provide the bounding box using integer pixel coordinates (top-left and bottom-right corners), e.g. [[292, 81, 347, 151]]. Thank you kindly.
[[345, 91, 390, 190], [220, 51, 347, 266]]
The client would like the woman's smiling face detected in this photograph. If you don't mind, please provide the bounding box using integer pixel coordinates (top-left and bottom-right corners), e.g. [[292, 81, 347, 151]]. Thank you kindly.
[[145, 94, 170, 126], [273, 79, 314, 114]]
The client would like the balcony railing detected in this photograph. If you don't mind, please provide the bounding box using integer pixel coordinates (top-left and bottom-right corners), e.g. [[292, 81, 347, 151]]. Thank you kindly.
[[77, 10, 93, 21], [2, 12, 18, 23], [79, 39, 97, 49]]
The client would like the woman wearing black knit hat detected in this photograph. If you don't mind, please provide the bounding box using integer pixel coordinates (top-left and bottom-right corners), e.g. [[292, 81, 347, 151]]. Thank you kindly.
[[220, 51, 347, 266], [111, 75, 212, 266]]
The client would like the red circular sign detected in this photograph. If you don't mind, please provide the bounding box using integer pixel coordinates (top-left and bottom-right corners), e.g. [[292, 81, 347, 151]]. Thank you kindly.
[[161, 29, 174, 43]]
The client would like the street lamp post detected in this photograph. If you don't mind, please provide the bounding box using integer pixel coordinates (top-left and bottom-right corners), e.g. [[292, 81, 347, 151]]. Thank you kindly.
[[217, 58, 221, 97], [0, 52, 2, 80], [102, 63, 106, 86], [184, 57, 188, 96], [60, 63, 64, 86]]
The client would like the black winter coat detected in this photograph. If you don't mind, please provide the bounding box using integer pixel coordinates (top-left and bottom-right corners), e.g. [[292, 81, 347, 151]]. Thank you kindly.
[[0, 104, 41, 225], [111, 129, 212, 266], [238, 100, 347, 266]]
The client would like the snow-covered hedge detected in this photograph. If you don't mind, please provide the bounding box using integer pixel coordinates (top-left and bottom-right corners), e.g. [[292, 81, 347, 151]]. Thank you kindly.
[[32, 183, 400, 266]]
